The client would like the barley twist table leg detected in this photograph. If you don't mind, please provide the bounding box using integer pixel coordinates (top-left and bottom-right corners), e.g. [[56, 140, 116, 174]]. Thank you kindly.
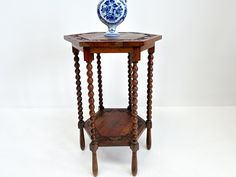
[[97, 53, 104, 110], [72, 47, 85, 150], [130, 61, 139, 176], [146, 47, 155, 150], [127, 53, 132, 111], [86, 61, 98, 177]]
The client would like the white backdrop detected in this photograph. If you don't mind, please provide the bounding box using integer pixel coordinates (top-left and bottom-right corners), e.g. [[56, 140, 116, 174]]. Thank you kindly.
[[0, 0, 236, 108], [1, 1, 236, 177]]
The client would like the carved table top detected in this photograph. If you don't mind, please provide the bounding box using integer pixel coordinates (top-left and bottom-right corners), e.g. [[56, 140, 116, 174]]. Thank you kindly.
[[64, 32, 162, 51]]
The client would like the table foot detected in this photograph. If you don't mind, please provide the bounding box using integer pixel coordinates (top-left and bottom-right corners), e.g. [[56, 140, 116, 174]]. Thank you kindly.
[[92, 152, 98, 176], [131, 152, 138, 176], [80, 128, 85, 150], [130, 142, 139, 176], [146, 128, 151, 150], [90, 142, 98, 176]]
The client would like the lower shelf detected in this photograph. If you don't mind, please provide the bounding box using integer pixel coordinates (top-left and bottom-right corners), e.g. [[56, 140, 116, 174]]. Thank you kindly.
[[84, 108, 146, 146]]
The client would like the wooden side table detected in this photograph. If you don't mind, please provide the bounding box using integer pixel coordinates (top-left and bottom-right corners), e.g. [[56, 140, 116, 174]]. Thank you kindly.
[[64, 32, 162, 176]]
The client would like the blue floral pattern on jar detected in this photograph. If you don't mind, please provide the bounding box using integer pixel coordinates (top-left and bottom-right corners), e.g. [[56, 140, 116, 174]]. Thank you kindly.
[[97, 0, 127, 37]]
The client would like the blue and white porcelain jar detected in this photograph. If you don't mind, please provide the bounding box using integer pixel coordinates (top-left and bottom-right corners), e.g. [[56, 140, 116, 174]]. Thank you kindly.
[[97, 0, 127, 37]]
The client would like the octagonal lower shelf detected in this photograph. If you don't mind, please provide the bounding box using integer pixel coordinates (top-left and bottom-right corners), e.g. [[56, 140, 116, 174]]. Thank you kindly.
[[84, 108, 146, 146]]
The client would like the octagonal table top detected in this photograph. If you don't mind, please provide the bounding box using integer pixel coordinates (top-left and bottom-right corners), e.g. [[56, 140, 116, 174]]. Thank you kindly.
[[64, 32, 162, 48]]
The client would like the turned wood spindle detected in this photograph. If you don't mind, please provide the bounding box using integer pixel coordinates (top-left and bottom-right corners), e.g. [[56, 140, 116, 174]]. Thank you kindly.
[[72, 47, 85, 150], [130, 61, 139, 176], [97, 53, 104, 110], [146, 47, 155, 150], [127, 53, 132, 111], [86, 61, 98, 177]]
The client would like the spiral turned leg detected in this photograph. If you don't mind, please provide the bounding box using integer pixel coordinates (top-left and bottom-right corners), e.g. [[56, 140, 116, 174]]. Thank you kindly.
[[86, 60, 98, 177], [97, 53, 104, 110], [146, 47, 155, 150], [130, 61, 139, 176], [127, 53, 132, 111], [72, 47, 85, 150]]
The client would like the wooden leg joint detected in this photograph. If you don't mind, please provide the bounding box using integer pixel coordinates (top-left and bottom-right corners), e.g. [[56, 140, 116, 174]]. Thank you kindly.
[[90, 142, 98, 152], [127, 105, 131, 111], [130, 142, 139, 152], [72, 47, 79, 55], [146, 120, 152, 129], [78, 120, 85, 129]]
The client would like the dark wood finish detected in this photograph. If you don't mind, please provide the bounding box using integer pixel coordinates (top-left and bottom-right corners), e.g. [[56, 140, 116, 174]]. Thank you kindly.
[[91, 47, 133, 53], [131, 62, 139, 143], [64, 32, 161, 47], [146, 47, 155, 150], [130, 61, 139, 176], [65, 32, 162, 176], [72, 47, 85, 150], [84, 108, 146, 146], [64, 32, 162, 60], [127, 53, 132, 111], [97, 53, 104, 110], [86, 59, 98, 177], [84, 47, 94, 62], [86, 61, 96, 142], [92, 152, 98, 177], [131, 152, 137, 176]]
